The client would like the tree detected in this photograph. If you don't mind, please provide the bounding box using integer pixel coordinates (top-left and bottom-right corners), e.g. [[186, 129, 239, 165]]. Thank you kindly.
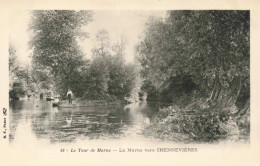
[[137, 11, 249, 114], [30, 63, 54, 93], [9, 41, 18, 76], [137, 16, 176, 99], [9, 41, 18, 90], [112, 35, 127, 59], [83, 30, 142, 101], [9, 41, 26, 85], [92, 29, 111, 58], [172, 11, 249, 110], [29, 10, 92, 95], [9, 41, 27, 100]]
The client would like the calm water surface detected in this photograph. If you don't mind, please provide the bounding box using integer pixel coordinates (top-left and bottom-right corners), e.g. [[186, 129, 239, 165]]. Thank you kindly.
[[9, 100, 171, 144]]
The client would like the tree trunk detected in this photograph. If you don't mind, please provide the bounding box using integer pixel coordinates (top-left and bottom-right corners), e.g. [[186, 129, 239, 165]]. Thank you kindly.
[[209, 75, 242, 112], [209, 74, 224, 103], [235, 98, 250, 118], [218, 76, 242, 108]]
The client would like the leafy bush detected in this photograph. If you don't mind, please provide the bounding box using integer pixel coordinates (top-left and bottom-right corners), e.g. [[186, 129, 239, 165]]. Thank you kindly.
[[9, 81, 26, 100], [143, 102, 241, 143]]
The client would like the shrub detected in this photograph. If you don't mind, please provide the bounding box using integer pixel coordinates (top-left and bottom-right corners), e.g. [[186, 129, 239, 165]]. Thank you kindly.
[[143, 102, 240, 142]]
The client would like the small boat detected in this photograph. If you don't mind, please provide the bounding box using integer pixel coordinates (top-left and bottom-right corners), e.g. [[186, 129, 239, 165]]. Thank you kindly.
[[46, 96, 54, 101], [52, 96, 60, 107]]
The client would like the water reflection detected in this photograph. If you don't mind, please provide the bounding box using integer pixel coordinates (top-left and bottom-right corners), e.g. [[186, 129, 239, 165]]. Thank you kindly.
[[9, 100, 166, 144]]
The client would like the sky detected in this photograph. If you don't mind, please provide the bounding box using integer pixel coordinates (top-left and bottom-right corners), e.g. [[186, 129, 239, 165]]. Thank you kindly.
[[9, 10, 166, 65]]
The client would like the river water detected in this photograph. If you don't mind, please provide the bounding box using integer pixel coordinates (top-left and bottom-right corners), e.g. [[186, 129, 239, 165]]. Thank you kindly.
[[9, 99, 171, 145]]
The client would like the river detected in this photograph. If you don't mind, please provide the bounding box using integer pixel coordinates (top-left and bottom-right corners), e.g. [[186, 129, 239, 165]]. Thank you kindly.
[[9, 99, 172, 145]]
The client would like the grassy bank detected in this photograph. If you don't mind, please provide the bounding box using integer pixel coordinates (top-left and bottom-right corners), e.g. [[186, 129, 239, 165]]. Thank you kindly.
[[142, 99, 250, 143]]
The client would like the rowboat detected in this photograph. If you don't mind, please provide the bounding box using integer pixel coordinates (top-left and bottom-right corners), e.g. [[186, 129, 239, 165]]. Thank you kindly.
[[46, 96, 54, 101], [52, 96, 60, 107]]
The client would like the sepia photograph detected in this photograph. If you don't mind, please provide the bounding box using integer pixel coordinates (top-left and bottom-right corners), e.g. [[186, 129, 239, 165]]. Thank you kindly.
[[8, 10, 250, 145], [1, 1, 260, 165]]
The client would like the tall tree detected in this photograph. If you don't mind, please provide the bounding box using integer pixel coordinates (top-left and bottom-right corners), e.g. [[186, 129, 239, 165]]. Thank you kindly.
[[92, 29, 111, 58], [9, 41, 28, 100], [171, 11, 249, 110], [85, 30, 141, 101], [29, 10, 92, 94], [9, 41, 17, 76], [137, 11, 249, 114]]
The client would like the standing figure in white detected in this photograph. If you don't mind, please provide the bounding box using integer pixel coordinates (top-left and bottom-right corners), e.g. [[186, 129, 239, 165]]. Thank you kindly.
[[67, 89, 73, 104]]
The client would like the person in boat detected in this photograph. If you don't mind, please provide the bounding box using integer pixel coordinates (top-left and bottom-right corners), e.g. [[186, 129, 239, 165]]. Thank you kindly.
[[67, 89, 73, 104]]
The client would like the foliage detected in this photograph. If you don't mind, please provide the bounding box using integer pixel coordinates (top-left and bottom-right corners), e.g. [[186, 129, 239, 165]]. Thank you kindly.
[[30, 64, 55, 93], [52, 29, 142, 102], [81, 30, 140, 101], [9, 41, 27, 100], [92, 29, 111, 58], [29, 12, 141, 101], [9, 41, 26, 84], [9, 82, 26, 100], [83, 56, 110, 99], [29, 10, 93, 95], [137, 11, 250, 102], [143, 104, 242, 142], [81, 49, 140, 101], [9, 41, 18, 76]]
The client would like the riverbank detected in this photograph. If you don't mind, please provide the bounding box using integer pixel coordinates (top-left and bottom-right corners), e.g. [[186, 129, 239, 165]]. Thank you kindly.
[[142, 99, 250, 143], [57, 98, 122, 108]]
